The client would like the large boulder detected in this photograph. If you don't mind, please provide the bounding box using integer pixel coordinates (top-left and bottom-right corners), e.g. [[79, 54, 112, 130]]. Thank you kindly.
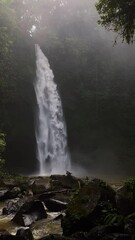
[[50, 174, 80, 190], [3, 179, 17, 189], [0, 188, 9, 201], [91, 178, 115, 203], [9, 187, 21, 198], [44, 199, 67, 212], [61, 179, 116, 236], [0, 235, 25, 240], [2, 197, 30, 215], [38, 192, 56, 201], [12, 200, 47, 226], [16, 227, 34, 240], [39, 234, 75, 240], [31, 177, 51, 194], [116, 185, 135, 215], [0, 186, 22, 201], [61, 181, 101, 236]]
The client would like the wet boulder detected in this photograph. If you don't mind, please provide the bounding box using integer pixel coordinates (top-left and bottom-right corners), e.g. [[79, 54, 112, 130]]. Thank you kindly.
[[0, 188, 10, 201], [3, 197, 29, 215], [0, 230, 11, 236], [16, 227, 34, 240], [38, 192, 56, 201], [0, 186, 22, 201], [12, 200, 47, 226], [31, 177, 51, 194], [61, 179, 116, 236], [9, 187, 21, 198], [116, 185, 135, 215], [0, 235, 25, 240], [61, 181, 101, 236], [39, 234, 75, 240], [50, 174, 80, 190], [44, 199, 67, 212]]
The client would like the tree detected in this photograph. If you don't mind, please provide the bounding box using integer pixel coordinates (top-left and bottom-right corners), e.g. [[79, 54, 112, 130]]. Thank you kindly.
[[0, 132, 5, 157], [96, 0, 135, 43]]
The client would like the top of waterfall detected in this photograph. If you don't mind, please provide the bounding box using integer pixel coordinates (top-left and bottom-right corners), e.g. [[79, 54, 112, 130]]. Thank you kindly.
[[35, 44, 54, 81], [35, 44, 50, 67]]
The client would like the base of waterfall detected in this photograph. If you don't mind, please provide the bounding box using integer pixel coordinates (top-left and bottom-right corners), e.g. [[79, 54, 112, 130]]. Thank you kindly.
[[32, 161, 89, 177]]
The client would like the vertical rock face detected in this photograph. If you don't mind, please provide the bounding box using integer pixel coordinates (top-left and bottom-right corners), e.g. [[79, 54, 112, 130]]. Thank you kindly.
[[34, 44, 71, 175]]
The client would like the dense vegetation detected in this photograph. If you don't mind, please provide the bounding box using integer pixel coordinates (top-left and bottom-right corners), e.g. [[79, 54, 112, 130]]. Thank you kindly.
[[0, 0, 135, 175], [96, 0, 135, 44]]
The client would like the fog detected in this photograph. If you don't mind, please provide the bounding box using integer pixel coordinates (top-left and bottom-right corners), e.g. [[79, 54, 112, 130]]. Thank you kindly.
[[3, 0, 135, 177]]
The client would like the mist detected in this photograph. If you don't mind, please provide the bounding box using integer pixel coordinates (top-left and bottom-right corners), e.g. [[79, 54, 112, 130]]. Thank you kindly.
[[2, 0, 135, 177]]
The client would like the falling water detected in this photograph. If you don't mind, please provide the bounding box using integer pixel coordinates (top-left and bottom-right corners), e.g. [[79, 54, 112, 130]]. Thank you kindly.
[[34, 44, 71, 175]]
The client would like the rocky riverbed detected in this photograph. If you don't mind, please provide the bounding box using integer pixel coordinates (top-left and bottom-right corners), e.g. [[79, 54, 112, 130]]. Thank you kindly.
[[0, 173, 135, 240]]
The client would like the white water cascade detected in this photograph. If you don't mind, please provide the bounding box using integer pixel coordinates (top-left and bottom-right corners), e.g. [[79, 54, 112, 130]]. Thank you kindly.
[[34, 44, 71, 175]]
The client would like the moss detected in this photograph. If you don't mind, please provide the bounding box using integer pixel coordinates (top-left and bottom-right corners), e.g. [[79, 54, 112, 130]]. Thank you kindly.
[[124, 177, 135, 200]]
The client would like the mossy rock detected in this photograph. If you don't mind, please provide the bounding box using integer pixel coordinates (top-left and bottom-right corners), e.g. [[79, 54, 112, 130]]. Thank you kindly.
[[61, 181, 101, 235], [91, 178, 116, 203], [116, 178, 135, 215], [31, 177, 51, 194], [50, 174, 80, 190]]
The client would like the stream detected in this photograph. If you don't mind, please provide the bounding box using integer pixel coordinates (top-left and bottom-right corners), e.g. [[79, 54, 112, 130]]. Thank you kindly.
[[0, 202, 62, 239]]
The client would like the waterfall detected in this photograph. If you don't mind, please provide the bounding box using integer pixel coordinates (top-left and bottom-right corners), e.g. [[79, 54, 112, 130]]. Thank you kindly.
[[34, 44, 71, 175]]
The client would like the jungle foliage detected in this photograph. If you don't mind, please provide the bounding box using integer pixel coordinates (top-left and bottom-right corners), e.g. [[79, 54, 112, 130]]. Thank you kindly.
[[96, 0, 135, 43]]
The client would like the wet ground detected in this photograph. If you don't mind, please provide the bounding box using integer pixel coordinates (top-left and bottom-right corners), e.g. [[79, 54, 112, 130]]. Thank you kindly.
[[0, 175, 127, 238], [0, 202, 62, 239]]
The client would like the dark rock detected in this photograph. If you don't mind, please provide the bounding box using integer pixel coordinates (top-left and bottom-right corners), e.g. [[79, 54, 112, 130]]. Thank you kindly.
[[71, 228, 135, 240], [16, 227, 34, 240], [0, 236, 25, 239], [91, 178, 116, 203], [31, 177, 51, 194], [12, 200, 47, 226], [0, 189, 10, 201], [9, 187, 21, 198], [54, 213, 65, 221], [50, 174, 80, 190], [0, 179, 5, 188], [3, 197, 28, 215], [0, 230, 10, 236], [44, 199, 67, 212], [39, 190, 74, 203], [23, 190, 33, 198], [87, 225, 124, 240], [125, 219, 135, 234], [39, 234, 75, 240], [61, 181, 101, 236], [102, 233, 135, 240], [0, 186, 22, 201], [116, 185, 135, 215], [39, 192, 56, 201], [71, 232, 89, 240], [3, 179, 17, 189]]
